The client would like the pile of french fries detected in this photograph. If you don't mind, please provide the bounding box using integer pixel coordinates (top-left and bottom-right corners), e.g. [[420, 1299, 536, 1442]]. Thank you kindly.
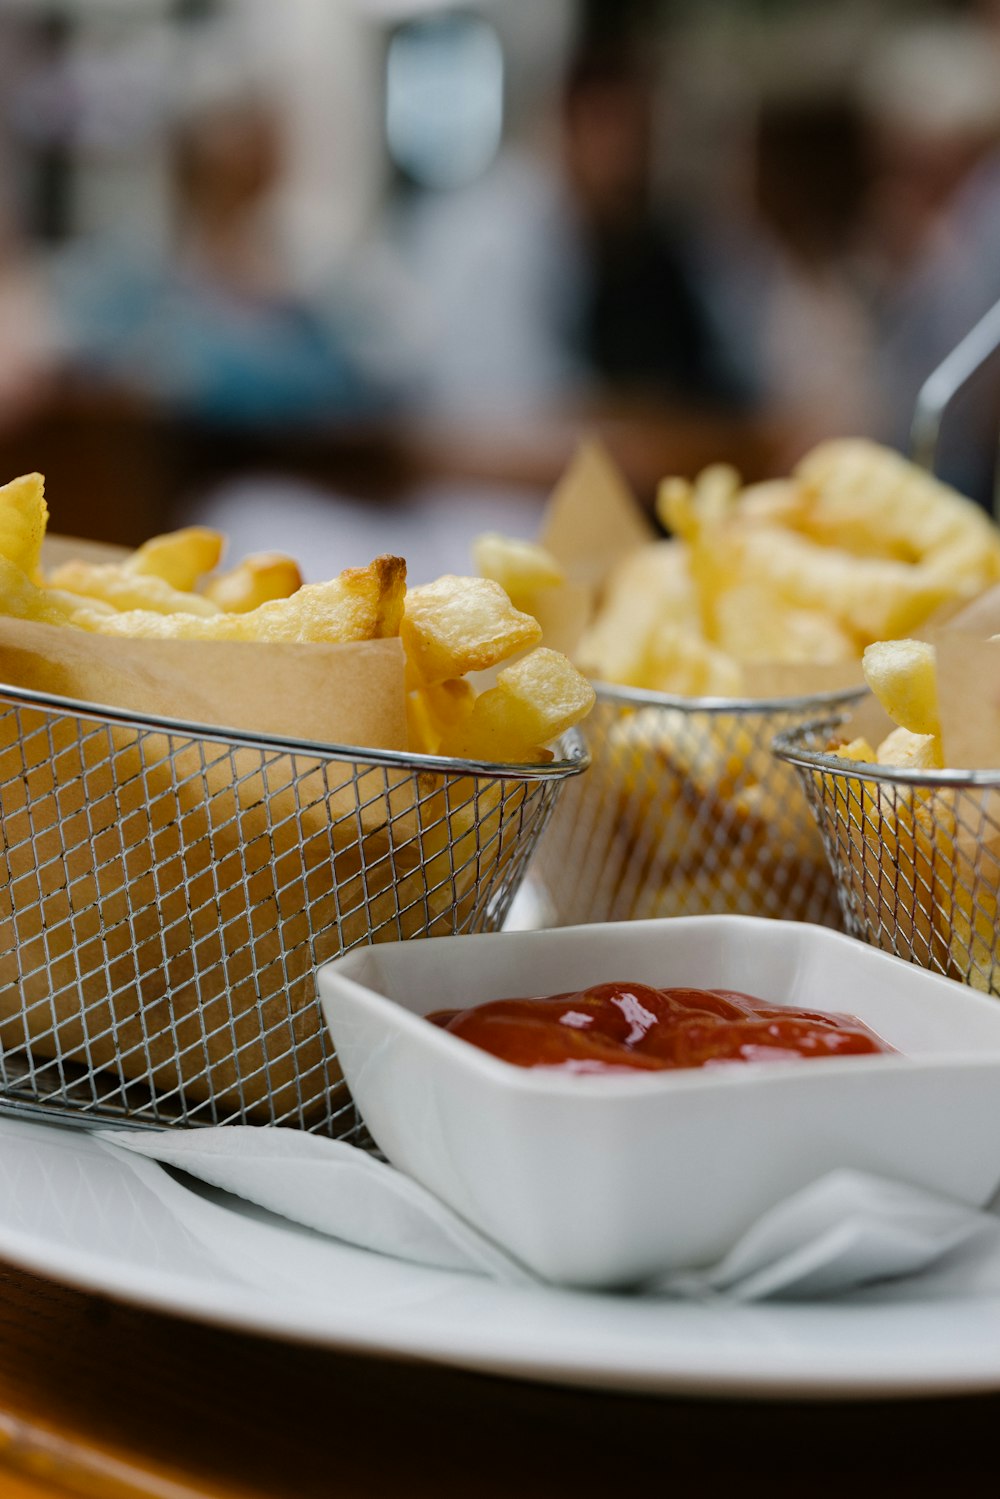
[[0, 472, 595, 1122], [0, 472, 593, 762], [828, 637, 1000, 996], [476, 438, 1000, 930], [479, 440, 1000, 696], [583, 440, 1000, 693]]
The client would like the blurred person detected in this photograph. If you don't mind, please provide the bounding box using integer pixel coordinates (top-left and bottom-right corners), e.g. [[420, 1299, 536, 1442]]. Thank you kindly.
[[694, 93, 883, 463], [396, 37, 766, 493], [0, 184, 58, 432], [53, 90, 381, 428], [559, 45, 749, 409]]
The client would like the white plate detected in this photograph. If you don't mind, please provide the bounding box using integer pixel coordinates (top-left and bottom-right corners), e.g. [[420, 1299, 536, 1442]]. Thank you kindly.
[[4, 1113, 1000, 1400]]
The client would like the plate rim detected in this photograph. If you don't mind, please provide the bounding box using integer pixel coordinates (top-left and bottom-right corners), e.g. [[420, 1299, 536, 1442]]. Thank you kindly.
[[4, 1116, 1000, 1401]]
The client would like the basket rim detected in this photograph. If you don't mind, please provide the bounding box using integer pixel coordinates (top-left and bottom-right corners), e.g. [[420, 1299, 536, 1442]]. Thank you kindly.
[[593, 678, 867, 716], [0, 678, 590, 782], [773, 714, 1000, 789]]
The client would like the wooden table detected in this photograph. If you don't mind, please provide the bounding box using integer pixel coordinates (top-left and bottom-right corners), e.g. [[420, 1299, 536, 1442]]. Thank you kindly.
[[1, 1260, 999, 1498]]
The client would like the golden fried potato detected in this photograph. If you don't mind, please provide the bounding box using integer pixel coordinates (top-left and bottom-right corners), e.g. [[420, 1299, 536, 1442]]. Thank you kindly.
[[444, 648, 595, 761], [795, 439, 1000, 589], [401, 575, 541, 685], [656, 464, 740, 540], [406, 677, 476, 754], [834, 736, 878, 763], [0, 473, 48, 580], [732, 525, 952, 644], [77, 555, 407, 643], [48, 558, 222, 616], [0, 555, 82, 625], [575, 541, 700, 686], [472, 534, 564, 614], [0, 470, 596, 764], [641, 621, 744, 696], [126, 527, 224, 590], [712, 583, 856, 666], [862, 639, 941, 740], [875, 727, 941, 770], [204, 553, 303, 613]]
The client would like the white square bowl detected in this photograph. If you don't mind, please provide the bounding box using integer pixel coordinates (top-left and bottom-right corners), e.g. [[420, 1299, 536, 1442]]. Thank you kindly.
[[317, 917, 1000, 1288]]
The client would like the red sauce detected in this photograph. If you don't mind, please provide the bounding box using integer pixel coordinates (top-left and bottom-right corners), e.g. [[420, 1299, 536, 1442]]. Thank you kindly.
[[427, 982, 895, 1075]]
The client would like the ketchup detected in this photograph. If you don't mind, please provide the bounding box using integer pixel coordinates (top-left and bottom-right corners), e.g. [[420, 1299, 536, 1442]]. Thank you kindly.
[[427, 982, 895, 1075]]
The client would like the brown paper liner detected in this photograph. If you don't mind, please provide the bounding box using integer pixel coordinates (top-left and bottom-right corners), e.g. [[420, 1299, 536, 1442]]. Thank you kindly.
[[0, 558, 538, 1124]]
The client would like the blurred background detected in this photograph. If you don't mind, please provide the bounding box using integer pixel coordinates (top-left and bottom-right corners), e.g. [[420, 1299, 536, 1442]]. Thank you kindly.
[[0, 0, 998, 579]]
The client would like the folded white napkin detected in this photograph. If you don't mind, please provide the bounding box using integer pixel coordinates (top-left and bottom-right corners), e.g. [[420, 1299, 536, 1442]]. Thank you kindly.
[[96, 1126, 1000, 1301]]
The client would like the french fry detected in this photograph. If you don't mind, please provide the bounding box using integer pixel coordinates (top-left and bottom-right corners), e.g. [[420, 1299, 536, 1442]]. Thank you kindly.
[[406, 677, 476, 755], [834, 635, 970, 985], [401, 575, 541, 684], [0, 475, 595, 763], [862, 640, 941, 742], [731, 526, 951, 644], [575, 541, 701, 686], [794, 439, 1000, 589], [471, 534, 564, 615], [444, 648, 595, 761], [875, 727, 940, 770], [125, 526, 224, 590], [48, 558, 223, 616], [203, 553, 303, 613], [641, 622, 744, 696], [71, 556, 407, 643], [712, 583, 856, 666], [0, 473, 47, 581]]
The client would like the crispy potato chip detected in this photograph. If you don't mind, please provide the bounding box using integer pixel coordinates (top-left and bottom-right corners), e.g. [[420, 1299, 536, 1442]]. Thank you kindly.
[[401, 575, 541, 685]]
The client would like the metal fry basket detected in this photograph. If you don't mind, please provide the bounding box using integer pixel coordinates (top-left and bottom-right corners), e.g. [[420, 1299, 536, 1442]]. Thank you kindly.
[[532, 682, 865, 929], [774, 718, 1000, 995], [0, 683, 587, 1135]]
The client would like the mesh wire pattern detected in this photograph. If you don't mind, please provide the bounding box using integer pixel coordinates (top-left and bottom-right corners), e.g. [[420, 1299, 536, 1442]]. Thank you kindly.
[[533, 682, 865, 929], [774, 718, 1000, 995], [0, 684, 586, 1135]]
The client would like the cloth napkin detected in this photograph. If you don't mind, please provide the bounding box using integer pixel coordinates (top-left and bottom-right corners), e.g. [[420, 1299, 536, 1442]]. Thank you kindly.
[[96, 1126, 1000, 1302]]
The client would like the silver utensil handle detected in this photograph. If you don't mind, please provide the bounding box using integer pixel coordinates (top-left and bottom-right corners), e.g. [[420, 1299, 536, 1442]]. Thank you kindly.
[[911, 295, 1000, 507]]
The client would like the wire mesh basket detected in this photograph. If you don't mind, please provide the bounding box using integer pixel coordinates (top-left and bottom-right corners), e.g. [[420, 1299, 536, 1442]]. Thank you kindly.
[[0, 682, 587, 1136], [774, 717, 1000, 995], [532, 682, 865, 928]]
